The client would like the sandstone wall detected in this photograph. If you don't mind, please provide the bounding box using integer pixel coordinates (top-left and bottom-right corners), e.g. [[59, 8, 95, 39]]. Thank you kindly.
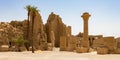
[[60, 36, 67, 51], [0, 22, 23, 45], [103, 37, 116, 52], [93, 38, 104, 49], [10, 20, 28, 40], [67, 36, 77, 51], [29, 11, 47, 50], [45, 12, 67, 47], [116, 37, 120, 48]]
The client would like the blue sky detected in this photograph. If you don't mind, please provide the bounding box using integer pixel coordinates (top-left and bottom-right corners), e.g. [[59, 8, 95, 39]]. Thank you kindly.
[[0, 0, 120, 37]]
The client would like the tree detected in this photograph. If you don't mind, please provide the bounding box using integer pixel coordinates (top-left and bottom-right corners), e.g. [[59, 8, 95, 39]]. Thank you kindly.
[[13, 36, 25, 52], [25, 5, 31, 51], [30, 6, 38, 53]]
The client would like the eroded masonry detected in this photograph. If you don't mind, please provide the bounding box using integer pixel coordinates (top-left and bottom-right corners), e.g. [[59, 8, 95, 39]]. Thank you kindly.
[[0, 12, 120, 54]]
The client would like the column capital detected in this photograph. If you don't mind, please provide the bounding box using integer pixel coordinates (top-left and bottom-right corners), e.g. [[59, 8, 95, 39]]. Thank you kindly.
[[81, 12, 91, 21]]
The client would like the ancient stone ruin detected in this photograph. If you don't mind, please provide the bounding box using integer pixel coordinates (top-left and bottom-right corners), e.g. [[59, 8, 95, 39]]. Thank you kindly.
[[0, 11, 120, 54], [0, 22, 23, 51], [45, 12, 69, 47]]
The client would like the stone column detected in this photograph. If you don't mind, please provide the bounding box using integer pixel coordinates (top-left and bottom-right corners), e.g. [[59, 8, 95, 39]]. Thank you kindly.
[[51, 31, 55, 47], [81, 12, 91, 48]]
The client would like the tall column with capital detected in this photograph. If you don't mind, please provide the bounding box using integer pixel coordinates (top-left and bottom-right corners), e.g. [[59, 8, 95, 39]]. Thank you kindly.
[[81, 12, 91, 48]]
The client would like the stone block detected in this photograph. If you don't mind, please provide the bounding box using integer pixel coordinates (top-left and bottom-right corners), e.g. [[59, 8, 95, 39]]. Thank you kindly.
[[97, 47, 109, 54], [20, 47, 27, 51], [114, 48, 120, 54], [47, 43, 53, 51], [76, 47, 89, 53], [103, 37, 116, 51], [117, 42, 120, 48], [80, 40, 90, 48], [67, 37, 77, 51], [116, 38, 120, 48], [0, 47, 9, 52], [40, 42, 48, 51], [0, 45, 9, 52], [60, 36, 67, 51], [92, 38, 104, 49]]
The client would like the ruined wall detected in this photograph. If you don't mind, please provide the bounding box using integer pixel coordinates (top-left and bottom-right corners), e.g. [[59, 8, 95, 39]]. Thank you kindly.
[[60, 36, 67, 51], [10, 11, 47, 50], [29, 11, 47, 50], [103, 37, 116, 52], [10, 20, 28, 40], [93, 38, 104, 49], [0, 22, 23, 45], [67, 36, 78, 51], [93, 37, 117, 54], [116, 37, 120, 48], [45, 12, 67, 47]]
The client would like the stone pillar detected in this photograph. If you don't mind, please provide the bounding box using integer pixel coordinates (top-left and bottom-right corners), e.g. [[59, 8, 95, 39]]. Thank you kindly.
[[60, 36, 67, 51], [81, 12, 91, 48], [66, 26, 71, 37], [50, 31, 55, 47]]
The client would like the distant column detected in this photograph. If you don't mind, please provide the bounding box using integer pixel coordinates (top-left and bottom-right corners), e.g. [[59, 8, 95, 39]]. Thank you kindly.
[[51, 31, 55, 47], [81, 12, 91, 48]]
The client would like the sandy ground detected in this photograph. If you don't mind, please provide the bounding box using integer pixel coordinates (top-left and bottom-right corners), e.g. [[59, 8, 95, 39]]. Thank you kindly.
[[0, 48, 120, 60]]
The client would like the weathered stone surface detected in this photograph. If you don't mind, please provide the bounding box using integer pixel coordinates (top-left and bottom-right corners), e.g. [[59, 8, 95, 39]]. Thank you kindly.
[[10, 20, 27, 40], [30, 11, 41, 49], [81, 12, 91, 48], [47, 43, 53, 51], [60, 36, 67, 51], [92, 36, 117, 54], [76, 37, 81, 47], [89, 48, 95, 52], [76, 32, 83, 37], [29, 11, 47, 50], [0, 22, 23, 46], [10, 20, 30, 51], [89, 35, 103, 47], [66, 26, 71, 37], [13, 46, 26, 52], [114, 48, 120, 54], [0, 45, 9, 52], [10, 11, 47, 51], [76, 47, 89, 53], [50, 31, 55, 47], [93, 38, 104, 49], [80, 40, 90, 48], [45, 12, 67, 47], [97, 47, 109, 54], [39, 42, 48, 51], [67, 36, 77, 51], [116, 37, 120, 48], [103, 37, 116, 53]]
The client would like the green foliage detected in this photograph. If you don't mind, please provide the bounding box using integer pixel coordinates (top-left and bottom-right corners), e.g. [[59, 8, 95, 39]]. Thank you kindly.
[[25, 5, 31, 12], [30, 6, 38, 16], [25, 5, 39, 15], [13, 36, 25, 46]]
